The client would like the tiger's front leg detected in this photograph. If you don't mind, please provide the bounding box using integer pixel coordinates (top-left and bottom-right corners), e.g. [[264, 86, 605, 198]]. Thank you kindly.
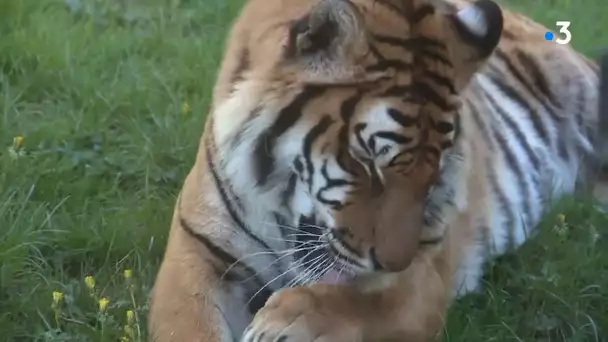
[[148, 210, 249, 342], [241, 252, 451, 342]]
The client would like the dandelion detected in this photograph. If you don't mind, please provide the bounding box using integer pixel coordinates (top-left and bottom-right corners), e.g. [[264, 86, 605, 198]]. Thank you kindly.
[[51, 291, 64, 329], [8, 135, 26, 160], [122, 309, 138, 340], [98, 297, 109, 313], [84, 275, 96, 290], [96, 296, 111, 338], [553, 213, 568, 240], [124, 268, 133, 281], [556, 213, 566, 226], [126, 310, 135, 326], [181, 101, 191, 116], [52, 291, 64, 306], [13, 136, 23, 149], [124, 269, 141, 338]]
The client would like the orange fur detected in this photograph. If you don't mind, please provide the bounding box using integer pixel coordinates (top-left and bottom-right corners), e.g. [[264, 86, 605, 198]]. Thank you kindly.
[[149, 0, 603, 341]]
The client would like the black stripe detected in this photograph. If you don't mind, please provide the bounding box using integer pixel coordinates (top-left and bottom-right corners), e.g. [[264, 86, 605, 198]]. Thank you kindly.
[[366, 58, 412, 72], [488, 73, 551, 145], [353, 122, 370, 155], [413, 81, 451, 111], [485, 91, 541, 170], [424, 70, 456, 94], [418, 49, 453, 67], [432, 120, 454, 135], [337, 92, 363, 176], [179, 217, 246, 278], [387, 108, 418, 127], [230, 48, 250, 89], [466, 100, 496, 151], [410, 4, 435, 24], [515, 49, 561, 109], [316, 159, 354, 210], [419, 236, 443, 246], [493, 49, 538, 99], [383, 85, 414, 98], [493, 49, 561, 124], [272, 211, 290, 242], [411, 36, 447, 52], [372, 35, 448, 61], [206, 144, 277, 255], [231, 106, 262, 150], [366, 43, 413, 72], [557, 136, 570, 162], [281, 173, 298, 213], [388, 148, 416, 168], [490, 117, 533, 231], [179, 218, 273, 314], [373, 131, 412, 145], [374, 0, 408, 21], [302, 115, 335, 191], [372, 34, 417, 51], [485, 159, 517, 250], [254, 86, 327, 186]]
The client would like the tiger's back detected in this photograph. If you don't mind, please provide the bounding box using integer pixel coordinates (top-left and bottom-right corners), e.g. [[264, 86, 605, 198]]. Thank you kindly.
[[148, 0, 605, 341], [448, 8, 600, 294]]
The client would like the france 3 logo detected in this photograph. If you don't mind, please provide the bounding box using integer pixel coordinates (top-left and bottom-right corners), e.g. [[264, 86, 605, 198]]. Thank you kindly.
[[544, 21, 572, 45]]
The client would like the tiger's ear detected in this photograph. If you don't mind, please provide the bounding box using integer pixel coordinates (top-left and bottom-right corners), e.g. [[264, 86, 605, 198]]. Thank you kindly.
[[284, 0, 365, 62], [442, 0, 503, 88]]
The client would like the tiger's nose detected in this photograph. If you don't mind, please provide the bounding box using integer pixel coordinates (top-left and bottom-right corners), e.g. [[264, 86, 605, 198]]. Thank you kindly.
[[369, 247, 412, 273]]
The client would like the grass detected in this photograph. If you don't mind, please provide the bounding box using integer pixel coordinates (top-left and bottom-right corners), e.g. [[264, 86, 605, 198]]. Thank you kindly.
[[0, 0, 606, 341]]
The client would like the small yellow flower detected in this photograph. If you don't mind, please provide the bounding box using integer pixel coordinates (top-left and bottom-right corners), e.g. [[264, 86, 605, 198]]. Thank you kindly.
[[52, 291, 64, 305], [124, 269, 133, 281], [13, 136, 23, 149], [126, 309, 135, 325], [181, 101, 191, 115], [556, 213, 566, 226], [98, 297, 109, 313], [84, 275, 96, 290]]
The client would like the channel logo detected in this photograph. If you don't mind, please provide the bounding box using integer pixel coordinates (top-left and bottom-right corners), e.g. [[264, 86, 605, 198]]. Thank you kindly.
[[544, 21, 572, 45]]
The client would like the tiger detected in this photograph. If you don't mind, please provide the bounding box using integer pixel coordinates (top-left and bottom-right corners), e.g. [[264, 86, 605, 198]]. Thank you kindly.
[[147, 0, 605, 341]]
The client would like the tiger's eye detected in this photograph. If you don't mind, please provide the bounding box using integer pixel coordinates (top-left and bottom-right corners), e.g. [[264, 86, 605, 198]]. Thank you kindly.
[[378, 146, 391, 156]]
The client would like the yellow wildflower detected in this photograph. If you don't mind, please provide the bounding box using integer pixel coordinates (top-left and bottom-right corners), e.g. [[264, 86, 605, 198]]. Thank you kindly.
[[556, 213, 566, 226], [52, 291, 64, 306], [126, 309, 135, 325], [84, 275, 95, 290], [13, 136, 23, 149], [98, 297, 109, 313], [124, 269, 133, 281], [181, 101, 191, 115]]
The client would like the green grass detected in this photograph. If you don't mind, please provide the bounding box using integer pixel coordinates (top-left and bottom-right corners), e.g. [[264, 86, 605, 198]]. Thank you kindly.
[[0, 0, 606, 341]]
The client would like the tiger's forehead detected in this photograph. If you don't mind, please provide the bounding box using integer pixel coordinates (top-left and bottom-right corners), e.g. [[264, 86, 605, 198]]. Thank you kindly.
[[241, 0, 438, 41]]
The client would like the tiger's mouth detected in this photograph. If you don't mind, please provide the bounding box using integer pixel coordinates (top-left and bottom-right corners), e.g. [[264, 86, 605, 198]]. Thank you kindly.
[[291, 215, 365, 285]]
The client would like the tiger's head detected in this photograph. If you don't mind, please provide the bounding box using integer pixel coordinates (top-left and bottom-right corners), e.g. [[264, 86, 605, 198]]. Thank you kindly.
[[211, 0, 502, 280]]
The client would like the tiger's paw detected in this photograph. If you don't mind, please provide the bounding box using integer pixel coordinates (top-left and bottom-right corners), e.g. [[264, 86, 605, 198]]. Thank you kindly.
[[240, 286, 363, 342]]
